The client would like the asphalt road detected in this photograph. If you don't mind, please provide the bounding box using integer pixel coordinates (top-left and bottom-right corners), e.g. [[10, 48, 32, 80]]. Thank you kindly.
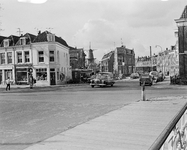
[[0, 79, 187, 150]]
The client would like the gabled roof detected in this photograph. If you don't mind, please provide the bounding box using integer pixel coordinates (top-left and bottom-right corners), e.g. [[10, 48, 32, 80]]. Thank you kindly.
[[33, 31, 69, 47], [33, 31, 49, 43], [15, 33, 37, 46], [180, 5, 187, 19], [7, 35, 20, 46], [102, 51, 114, 60], [24, 33, 36, 43]]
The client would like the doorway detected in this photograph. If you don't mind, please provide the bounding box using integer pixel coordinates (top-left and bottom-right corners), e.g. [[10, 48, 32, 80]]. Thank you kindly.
[[50, 72, 56, 85]]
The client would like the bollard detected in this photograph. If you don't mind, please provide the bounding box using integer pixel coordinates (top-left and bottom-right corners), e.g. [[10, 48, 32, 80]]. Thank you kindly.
[[141, 81, 146, 101]]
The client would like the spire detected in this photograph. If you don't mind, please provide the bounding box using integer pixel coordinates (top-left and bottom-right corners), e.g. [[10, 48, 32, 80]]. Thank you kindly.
[[180, 5, 187, 19]]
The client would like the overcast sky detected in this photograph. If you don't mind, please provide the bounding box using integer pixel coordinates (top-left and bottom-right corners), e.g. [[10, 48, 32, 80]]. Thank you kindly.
[[0, 0, 186, 60]]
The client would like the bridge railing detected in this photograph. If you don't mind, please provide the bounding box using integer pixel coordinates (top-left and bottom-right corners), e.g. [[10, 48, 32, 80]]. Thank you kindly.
[[150, 102, 187, 150]]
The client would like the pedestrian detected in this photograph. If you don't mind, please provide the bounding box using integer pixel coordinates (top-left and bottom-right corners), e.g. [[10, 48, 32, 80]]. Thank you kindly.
[[6, 77, 11, 91], [29, 74, 34, 89]]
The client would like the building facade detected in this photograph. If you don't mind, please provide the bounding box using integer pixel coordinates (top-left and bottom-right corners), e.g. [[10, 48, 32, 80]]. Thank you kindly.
[[135, 55, 157, 74], [69, 47, 86, 70], [175, 5, 187, 82], [0, 31, 71, 86], [100, 51, 114, 72], [113, 45, 135, 78]]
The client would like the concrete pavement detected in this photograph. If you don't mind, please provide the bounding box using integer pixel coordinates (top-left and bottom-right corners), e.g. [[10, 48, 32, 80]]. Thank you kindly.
[[23, 96, 187, 150]]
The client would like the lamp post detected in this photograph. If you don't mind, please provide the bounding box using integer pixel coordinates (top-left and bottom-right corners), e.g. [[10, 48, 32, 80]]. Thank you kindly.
[[155, 45, 164, 74]]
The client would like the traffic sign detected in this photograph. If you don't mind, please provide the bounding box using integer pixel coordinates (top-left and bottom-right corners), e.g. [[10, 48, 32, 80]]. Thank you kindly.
[[28, 68, 33, 73]]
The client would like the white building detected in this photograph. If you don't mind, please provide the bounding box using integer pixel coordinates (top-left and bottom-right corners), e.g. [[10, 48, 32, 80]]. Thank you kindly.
[[0, 31, 71, 86]]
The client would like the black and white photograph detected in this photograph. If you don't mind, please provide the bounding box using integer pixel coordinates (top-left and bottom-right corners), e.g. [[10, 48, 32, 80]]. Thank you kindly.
[[1, 0, 187, 150]]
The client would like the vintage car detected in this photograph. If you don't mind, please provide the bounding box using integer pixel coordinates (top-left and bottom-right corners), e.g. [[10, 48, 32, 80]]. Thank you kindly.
[[90, 72, 115, 88], [130, 73, 140, 79], [139, 74, 153, 86]]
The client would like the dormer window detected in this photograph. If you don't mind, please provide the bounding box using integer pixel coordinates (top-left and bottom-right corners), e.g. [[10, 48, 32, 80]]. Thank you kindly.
[[47, 34, 55, 42], [4, 39, 9, 47], [20, 37, 26, 45]]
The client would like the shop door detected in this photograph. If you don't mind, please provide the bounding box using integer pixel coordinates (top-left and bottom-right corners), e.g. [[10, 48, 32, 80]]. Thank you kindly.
[[50, 72, 56, 85]]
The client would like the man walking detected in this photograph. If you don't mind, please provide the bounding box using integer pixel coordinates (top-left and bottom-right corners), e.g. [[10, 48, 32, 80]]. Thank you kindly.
[[6, 77, 11, 91]]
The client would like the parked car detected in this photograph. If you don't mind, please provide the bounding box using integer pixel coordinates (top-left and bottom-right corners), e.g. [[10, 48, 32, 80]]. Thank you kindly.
[[130, 73, 140, 79], [90, 72, 115, 88], [149, 71, 159, 83], [139, 74, 153, 86]]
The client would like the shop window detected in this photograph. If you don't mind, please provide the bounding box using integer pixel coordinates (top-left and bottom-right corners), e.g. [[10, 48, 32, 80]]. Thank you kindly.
[[50, 68, 55, 72], [0, 53, 5, 64], [49, 51, 54, 62], [7, 52, 12, 64], [38, 51, 44, 62], [17, 52, 22, 63], [36, 68, 47, 80], [16, 68, 27, 82], [24, 51, 30, 63]]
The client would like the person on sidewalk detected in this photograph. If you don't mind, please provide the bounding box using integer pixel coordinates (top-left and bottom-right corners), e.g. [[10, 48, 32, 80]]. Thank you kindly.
[[6, 77, 11, 91]]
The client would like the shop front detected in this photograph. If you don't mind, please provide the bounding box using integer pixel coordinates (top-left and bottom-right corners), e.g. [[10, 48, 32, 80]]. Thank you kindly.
[[15, 64, 33, 85], [16, 68, 28, 84]]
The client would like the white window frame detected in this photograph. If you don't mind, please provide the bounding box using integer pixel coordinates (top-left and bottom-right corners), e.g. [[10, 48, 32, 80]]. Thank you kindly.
[[17, 52, 22, 63], [38, 51, 44, 63]]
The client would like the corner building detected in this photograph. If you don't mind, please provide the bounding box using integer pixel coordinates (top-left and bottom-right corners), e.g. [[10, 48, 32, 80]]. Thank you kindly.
[[0, 31, 71, 86]]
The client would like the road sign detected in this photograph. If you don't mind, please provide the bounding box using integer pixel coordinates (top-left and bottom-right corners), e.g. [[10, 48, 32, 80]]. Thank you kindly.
[[28, 68, 33, 73]]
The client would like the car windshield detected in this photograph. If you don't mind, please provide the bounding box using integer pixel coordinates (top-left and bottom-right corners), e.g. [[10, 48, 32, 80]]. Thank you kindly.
[[99, 72, 113, 78], [150, 71, 158, 75], [95, 73, 111, 79]]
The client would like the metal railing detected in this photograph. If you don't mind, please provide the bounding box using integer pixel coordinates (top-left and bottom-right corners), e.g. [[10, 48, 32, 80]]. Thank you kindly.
[[150, 102, 187, 150]]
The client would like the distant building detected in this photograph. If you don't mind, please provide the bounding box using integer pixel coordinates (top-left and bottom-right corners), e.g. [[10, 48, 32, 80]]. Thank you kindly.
[[69, 46, 86, 69], [0, 31, 71, 86], [136, 55, 157, 74], [113, 45, 135, 78], [100, 51, 114, 72]]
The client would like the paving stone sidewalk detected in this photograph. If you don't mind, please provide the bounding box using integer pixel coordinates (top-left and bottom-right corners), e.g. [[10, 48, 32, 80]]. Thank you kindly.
[[24, 96, 187, 150]]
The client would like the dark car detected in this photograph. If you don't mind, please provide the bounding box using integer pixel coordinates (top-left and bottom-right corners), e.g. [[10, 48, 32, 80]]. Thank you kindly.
[[90, 72, 115, 88], [139, 74, 153, 86], [130, 73, 140, 79]]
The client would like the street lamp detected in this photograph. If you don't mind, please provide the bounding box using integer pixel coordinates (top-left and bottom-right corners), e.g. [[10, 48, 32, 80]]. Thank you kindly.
[[155, 45, 164, 74]]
